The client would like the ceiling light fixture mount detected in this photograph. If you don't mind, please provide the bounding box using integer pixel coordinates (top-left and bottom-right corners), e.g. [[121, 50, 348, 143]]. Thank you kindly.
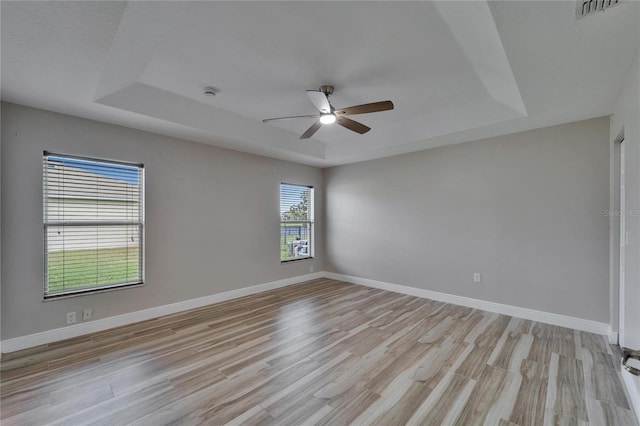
[[319, 85, 334, 97], [203, 86, 219, 96]]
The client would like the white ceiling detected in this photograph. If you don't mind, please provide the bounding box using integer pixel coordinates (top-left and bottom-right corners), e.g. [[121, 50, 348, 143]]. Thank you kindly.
[[2, 1, 639, 167]]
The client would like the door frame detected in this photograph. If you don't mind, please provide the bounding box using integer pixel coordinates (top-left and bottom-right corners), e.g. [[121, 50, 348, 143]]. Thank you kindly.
[[619, 138, 626, 346]]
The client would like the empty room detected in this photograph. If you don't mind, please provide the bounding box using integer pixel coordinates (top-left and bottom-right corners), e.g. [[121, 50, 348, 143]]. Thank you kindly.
[[1, 1, 640, 425]]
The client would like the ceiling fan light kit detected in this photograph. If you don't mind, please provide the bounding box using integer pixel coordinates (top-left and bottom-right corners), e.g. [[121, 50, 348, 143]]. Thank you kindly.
[[262, 85, 394, 139], [320, 113, 336, 124]]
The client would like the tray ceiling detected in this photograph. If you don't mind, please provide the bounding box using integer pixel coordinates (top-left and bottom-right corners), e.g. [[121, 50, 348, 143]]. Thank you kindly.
[[2, 1, 639, 166]]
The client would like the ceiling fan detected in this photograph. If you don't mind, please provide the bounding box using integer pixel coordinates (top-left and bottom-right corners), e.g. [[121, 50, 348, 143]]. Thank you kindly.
[[262, 85, 394, 139]]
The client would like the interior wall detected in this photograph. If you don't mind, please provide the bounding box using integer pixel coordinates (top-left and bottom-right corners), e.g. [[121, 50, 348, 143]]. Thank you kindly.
[[1, 102, 323, 340], [610, 42, 640, 411], [325, 117, 610, 323], [0, 103, 3, 354]]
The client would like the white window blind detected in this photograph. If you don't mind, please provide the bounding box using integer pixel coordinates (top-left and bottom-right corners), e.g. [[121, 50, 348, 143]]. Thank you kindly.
[[280, 183, 314, 262], [43, 152, 145, 298]]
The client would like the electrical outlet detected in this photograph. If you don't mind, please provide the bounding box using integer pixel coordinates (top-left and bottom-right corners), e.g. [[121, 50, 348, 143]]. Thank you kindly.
[[82, 309, 93, 321], [66, 312, 76, 324], [473, 273, 482, 283], [309, 266, 314, 273]]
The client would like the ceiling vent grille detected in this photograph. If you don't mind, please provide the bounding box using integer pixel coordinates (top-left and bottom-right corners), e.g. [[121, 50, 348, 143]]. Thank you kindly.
[[576, 0, 622, 19]]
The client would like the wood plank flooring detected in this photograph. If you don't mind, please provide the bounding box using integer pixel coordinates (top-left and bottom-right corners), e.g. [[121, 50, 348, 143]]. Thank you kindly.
[[1, 279, 636, 425]]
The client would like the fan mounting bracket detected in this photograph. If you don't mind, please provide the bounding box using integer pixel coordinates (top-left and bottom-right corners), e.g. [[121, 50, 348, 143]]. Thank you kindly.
[[319, 85, 334, 97]]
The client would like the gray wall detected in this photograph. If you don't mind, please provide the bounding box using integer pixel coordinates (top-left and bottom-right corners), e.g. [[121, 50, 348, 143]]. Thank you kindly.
[[0, 104, 2, 352], [0, 102, 613, 341], [325, 117, 610, 323], [1, 102, 323, 339]]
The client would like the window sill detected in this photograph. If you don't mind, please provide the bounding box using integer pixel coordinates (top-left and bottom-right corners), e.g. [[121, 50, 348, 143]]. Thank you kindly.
[[43, 282, 144, 301], [281, 257, 314, 264]]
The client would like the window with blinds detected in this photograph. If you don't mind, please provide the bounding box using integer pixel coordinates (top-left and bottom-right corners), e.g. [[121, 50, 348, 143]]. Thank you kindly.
[[43, 152, 145, 298], [280, 183, 314, 262]]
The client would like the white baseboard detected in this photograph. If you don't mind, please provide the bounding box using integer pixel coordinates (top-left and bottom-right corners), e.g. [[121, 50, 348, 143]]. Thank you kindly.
[[325, 272, 610, 336], [608, 328, 619, 345], [622, 369, 640, 422], [1, 271, 613, 354], [1, 272, 324, 354]]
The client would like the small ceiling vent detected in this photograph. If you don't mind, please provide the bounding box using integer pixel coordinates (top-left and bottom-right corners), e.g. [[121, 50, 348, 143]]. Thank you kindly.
[[576, 0, 622, 19]]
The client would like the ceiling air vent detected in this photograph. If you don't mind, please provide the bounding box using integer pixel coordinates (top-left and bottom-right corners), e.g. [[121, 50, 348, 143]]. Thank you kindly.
[[576, 0, 622, 19]]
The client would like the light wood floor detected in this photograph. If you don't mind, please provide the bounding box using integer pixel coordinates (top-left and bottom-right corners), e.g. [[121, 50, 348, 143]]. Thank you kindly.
[[0, 279, 636, 426]]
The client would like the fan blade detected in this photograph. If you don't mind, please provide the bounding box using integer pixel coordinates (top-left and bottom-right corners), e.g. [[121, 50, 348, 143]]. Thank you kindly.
[[336, 116, 371, 134], [306, 90, 331, 113], [300, 121, 323, 139], [335, 101, 394, 116], [262, 114, 318, 123]]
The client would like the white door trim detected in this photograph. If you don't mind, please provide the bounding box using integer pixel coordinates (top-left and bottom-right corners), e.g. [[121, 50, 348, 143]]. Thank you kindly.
[[620, 139, 626, 346]]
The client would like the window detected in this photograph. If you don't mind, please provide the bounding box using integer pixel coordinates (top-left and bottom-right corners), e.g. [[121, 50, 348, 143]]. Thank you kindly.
[[43, 152, 145, 298], [280, 183, 314, 262]]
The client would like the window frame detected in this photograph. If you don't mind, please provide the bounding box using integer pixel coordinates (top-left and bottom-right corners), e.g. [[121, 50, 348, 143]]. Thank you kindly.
[[280, 183, 314, 263], [43, 151, 145, 299]]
